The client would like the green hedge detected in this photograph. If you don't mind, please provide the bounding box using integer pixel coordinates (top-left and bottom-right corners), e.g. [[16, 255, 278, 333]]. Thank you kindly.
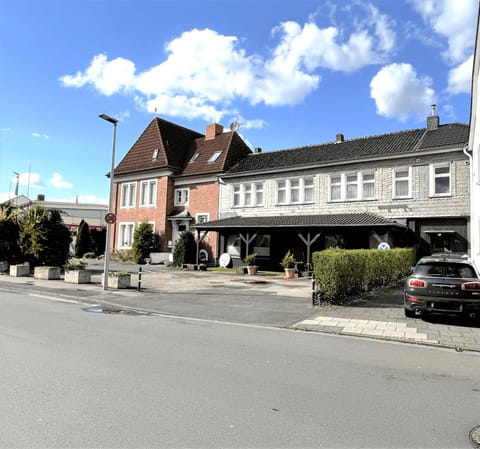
[[312, 248, 415, 303]]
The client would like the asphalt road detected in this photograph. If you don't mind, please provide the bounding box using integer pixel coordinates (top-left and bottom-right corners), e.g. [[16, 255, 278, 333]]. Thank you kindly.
[[1, 289, 480, 448]]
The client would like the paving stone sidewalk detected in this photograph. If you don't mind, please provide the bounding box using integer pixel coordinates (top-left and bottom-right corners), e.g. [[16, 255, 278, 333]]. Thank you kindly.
[[293, 285, 480, 352]]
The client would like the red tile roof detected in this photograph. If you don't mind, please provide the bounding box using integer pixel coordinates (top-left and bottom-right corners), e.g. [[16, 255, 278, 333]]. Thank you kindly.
[[114, 117, 251, 177]]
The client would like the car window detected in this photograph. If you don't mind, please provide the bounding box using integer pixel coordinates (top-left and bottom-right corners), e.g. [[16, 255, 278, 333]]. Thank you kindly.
[[414, 262, 477, 278]]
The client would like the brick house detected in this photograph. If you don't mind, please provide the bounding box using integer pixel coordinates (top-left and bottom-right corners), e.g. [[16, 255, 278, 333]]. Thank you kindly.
[[109, 118, 252, 262], [193, 110, 470, 269]]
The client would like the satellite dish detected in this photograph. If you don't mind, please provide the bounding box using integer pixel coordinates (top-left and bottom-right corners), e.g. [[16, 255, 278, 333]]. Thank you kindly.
[[219, 253, 231, 268], [230, 121, 240, 132]]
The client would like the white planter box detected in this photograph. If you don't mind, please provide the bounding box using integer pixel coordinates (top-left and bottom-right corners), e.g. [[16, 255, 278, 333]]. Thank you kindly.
[[102, 273, 131, 289], [64, 270, 91, 284], [34, 266, 61, 280], [10, 264, 30, 277]]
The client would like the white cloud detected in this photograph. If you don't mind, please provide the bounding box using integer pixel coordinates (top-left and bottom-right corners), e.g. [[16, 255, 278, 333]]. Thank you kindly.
[[60, 54, 136, 95], [12, 172, 44, 189], [447, 54, 474, 95], [49, 194, 108, 205], [50, 172, 73, 189], [409, 0, 477, 94], [60, 3, 396, 121], [32, 132, 49, 139], [370, 63, 436, 121]]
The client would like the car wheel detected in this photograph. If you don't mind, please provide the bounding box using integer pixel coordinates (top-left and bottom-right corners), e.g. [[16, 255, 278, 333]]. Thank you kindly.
[[404, 308, 417, 318]]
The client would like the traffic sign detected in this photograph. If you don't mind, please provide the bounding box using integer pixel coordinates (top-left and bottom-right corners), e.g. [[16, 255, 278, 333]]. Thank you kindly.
[[105, 212, 116, 224]]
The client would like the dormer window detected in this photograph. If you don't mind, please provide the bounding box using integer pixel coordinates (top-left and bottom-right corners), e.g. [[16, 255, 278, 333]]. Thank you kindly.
[[208, 151, 222, 163], [189, 152, 200, 163], [152, 149, 159, 160]]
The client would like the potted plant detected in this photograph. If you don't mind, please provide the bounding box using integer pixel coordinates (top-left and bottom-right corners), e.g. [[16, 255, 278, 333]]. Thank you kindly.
[[281, 250, 296, 279], [64, 261, 91, 284], [244, 253, 258, 275]]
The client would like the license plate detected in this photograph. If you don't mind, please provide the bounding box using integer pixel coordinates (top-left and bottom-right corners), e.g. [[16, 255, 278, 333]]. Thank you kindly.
[[429, 301, 462, 312]]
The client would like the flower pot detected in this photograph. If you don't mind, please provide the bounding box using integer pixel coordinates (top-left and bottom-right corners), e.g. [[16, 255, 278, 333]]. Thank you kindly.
[[247, 265, 258, 275], [10, 264, 30, 277], [102, 272, 131, 289], [284, 267, 296, 279], [34, 266, 61, 280], [64, 270, 91, 284]]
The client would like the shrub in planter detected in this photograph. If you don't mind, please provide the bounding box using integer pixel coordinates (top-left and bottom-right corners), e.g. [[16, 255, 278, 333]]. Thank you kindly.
[[244, 253, 258, 275], [64, 261, 91, 284], [281, 250, 296, 278]]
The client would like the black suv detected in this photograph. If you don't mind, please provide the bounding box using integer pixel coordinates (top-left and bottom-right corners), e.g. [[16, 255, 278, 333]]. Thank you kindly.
[[404, 254, 480, 318]]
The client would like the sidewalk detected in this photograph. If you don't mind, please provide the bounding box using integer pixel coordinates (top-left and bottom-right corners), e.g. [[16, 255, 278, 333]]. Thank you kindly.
[[2, 263, 480, 352]]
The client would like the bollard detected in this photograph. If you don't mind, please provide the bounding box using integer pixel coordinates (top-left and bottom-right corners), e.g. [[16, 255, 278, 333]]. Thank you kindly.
[[137, 266, 142, 291], [311, 274, 316, 306]]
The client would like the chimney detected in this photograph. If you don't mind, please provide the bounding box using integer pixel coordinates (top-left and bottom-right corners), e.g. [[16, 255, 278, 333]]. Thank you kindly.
[[336, 133, 345, 143], [427, 104, 439, 130], [205, 123, 224, 140], [254, 147, 262, 154]]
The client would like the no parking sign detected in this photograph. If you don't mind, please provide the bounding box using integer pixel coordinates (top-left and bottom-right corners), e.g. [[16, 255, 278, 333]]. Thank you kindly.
[[104, 212, 116, 224]]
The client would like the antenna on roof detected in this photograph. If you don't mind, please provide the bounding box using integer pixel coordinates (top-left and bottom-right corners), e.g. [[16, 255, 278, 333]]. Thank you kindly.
[[230, 121, 240, 132]]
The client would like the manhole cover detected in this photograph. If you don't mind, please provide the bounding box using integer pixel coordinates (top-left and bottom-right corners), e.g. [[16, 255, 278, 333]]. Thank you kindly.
[[470, 425, 480, 448]]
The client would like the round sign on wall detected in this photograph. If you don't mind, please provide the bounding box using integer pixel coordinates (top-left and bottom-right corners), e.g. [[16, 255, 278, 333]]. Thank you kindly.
[[104, 212, 116, 224], [377, 242, 391, 250]]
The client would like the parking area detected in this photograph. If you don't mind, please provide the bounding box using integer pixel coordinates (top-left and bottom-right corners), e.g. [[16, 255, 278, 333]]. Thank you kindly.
[[294, 285, 480, 351]]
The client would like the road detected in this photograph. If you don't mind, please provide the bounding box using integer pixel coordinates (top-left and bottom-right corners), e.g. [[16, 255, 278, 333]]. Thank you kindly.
[[1, 289, 479, 448]]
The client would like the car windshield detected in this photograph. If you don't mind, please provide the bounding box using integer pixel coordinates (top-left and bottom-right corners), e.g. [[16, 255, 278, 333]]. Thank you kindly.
[[415, 262, 478, 278]]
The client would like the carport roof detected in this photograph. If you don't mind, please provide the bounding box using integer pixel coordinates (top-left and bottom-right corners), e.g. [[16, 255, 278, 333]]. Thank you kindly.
[[192, 212, 406, 231]]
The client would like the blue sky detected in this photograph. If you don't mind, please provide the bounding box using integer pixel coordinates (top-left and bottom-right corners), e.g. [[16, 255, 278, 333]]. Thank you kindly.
[[0, 0, 478, 205]]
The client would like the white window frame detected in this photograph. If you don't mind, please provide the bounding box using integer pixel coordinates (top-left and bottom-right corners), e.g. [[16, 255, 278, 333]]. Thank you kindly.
[[329, 175, 342, 202], [174, 188, 189, 206], [430, 162, 451, 197], [232, 182, 264, 207], [140, 179, 157, 207], [275, 177, 315, 205], [195, 213, 210, 224], [120, 182, 136, 208], [329, 172, 375, 202], [118, 222, 135, 249], [392, 167, 412, 199], [361, 172, 375, 200]]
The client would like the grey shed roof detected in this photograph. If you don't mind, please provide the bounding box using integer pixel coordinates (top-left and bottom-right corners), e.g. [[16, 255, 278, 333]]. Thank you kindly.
[[192, 212, 406, 230], [226, 123, 468, 175]]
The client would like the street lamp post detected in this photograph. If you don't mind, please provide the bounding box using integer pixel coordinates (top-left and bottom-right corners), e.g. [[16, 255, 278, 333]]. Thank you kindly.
[[99, 114, 118, 290]]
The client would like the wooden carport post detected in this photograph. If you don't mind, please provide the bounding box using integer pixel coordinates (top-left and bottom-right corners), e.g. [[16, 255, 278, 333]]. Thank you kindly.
[[195, 230, 209, 265], [297, 231, 322, 266], [239, 232, 257, 259]]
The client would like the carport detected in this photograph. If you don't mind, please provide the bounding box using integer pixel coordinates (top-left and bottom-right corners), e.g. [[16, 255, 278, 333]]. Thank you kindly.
[[192, 212, 408, 270]]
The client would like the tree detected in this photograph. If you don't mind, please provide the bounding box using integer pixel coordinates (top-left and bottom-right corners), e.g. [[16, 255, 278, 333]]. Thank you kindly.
[[173, 231, 196, 266], [131, 221, 156, 264], [43, 209, 71, 266], [18, 206, 71, 267], [75, 219, 91, 257], [0, 203, 21, 264], [90, 227, 106, 256]]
